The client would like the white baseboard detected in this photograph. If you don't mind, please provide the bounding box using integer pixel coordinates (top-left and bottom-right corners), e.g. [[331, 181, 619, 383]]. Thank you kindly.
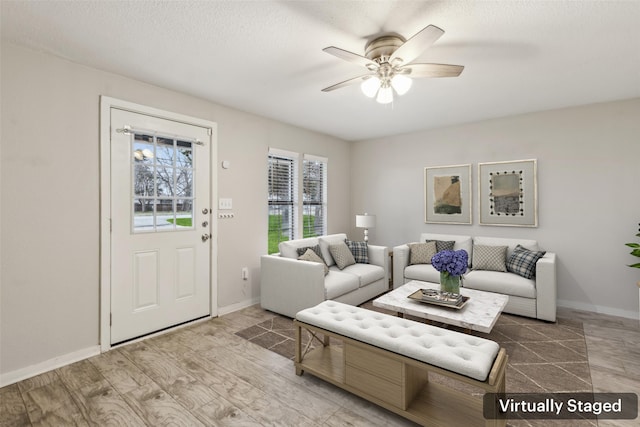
[[557, 299, 640, 320], [218, 296, 261, 316], [0, 345, 101, 388]]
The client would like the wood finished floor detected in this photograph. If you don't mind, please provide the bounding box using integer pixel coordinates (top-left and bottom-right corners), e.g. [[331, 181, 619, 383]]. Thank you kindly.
[[1, 306, 638, 427]]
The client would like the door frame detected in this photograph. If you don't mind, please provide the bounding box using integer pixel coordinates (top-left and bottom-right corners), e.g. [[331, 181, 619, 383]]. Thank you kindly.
[[99, 96, 218, 352]]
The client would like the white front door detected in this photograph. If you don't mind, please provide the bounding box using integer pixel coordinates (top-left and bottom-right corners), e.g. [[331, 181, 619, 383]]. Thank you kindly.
[[110, 108, 212, 344]]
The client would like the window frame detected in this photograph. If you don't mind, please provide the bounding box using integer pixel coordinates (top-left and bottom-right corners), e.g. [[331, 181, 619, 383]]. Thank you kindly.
[[267, 149, 328, 254]]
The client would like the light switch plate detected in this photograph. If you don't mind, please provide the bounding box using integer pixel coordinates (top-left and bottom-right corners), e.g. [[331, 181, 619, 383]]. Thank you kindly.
[[219, 198, 232, 210]]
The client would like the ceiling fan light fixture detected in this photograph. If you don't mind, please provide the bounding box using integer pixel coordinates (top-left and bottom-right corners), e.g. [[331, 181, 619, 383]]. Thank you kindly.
[[361, 77, 380, 98], [391, 74, 412, 96], [376, 85, 394, 104]]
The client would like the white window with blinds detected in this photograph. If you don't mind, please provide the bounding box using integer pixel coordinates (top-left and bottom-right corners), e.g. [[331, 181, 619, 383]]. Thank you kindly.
[[268, 149, 327, 254], [303, 154, 327, 239]]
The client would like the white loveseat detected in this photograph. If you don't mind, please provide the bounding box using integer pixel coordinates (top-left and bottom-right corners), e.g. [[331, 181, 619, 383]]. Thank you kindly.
[[261, 233, 389, 318], [393, 233, 557, 322]]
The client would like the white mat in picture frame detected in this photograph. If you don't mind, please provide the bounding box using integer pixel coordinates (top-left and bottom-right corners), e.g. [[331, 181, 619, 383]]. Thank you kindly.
[[478, 159, 538, 227]]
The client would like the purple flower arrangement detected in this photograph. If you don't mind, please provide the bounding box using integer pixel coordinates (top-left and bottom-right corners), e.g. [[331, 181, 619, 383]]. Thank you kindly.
[[431, 249, 468, 277]]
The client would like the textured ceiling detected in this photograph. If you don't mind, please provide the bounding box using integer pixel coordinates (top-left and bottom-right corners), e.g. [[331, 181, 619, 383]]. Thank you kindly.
[[2, 0, 640, 141]]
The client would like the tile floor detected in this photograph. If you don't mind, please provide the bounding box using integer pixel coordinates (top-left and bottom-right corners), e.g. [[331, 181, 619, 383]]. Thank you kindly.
[[0, 305, 638, 426]]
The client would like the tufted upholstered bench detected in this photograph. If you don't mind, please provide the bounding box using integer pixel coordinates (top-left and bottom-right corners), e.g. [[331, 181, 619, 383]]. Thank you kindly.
[[294, 300, 507, 427]]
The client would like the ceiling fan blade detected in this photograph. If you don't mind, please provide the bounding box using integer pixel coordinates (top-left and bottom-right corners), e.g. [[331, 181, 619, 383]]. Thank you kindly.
[[390, 25, 445, 65], [323, 46, 378, 69], [402, 63, 464, 78], [321, 74, 374, 92]]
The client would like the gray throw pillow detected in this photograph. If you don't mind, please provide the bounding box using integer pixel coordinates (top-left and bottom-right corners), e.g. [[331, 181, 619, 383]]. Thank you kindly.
[[329, 242, 356, 270], [472, 245, 508, 272], [409, 241, 437, 265], [425, 239, 455, 252]]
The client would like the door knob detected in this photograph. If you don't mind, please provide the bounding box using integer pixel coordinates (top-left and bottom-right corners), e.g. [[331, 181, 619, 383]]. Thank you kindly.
[[202, 234, 211, 242], [202, 221, 209, 227], [202, 208, 209, 214]]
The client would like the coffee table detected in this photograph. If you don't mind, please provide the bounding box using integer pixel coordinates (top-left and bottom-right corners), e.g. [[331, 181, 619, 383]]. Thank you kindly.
[[372, 280, 508, 333]]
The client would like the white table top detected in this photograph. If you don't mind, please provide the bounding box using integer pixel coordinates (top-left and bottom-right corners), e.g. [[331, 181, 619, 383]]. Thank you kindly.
[[372, 280, 509, 333]]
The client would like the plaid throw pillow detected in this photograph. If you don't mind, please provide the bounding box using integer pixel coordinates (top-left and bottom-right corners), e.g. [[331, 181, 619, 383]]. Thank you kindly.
[[507, 245, 546, 279], [345, 239, 369, 264]]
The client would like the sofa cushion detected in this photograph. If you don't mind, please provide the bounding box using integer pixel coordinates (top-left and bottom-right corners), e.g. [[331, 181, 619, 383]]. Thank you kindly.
[[324, 271, 359, 299], [409, 241, 437, 265], [507, 245, 546, 279], [319, 234, 348, 267], [345, 239, 369, 264], [298, 248, 329, 275], [420, 233, 472, 266], [279, 237, 320, 259], [472, 245, 508, 272], [464, 270, 536, 299], [425, 239, 455, 252], [331, 263, 385, 287], [404, 263, 441, 283], [329, 241, 356, 270]]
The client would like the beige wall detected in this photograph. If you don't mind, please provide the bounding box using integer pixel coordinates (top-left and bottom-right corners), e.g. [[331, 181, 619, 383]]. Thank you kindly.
[[0, 42, 352, 378], [350, 98, 640, 318]]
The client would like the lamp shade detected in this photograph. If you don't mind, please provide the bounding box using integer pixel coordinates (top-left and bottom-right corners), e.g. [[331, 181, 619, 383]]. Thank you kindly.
[[391, 74, 412, 95], [356, 214, 376, 229], [361, 77, 380, 98]]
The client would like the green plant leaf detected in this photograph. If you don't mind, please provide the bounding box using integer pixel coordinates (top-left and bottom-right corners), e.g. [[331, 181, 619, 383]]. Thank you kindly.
[[629, 262, 640, 268], [625, 243, 640, 248], [636, 233, 640, 237], [631, 248, 640, 257]]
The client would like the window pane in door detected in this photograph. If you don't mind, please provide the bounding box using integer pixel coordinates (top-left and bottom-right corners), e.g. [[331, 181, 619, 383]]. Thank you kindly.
[[156, 167, 174, 197], [156, 137, 174, 166], [175, 169, 193, 197], [134, 198, 154, 231], [134, 165, 154, 196], [176, 199, 194, 228], [176, 140, 193, 168], [156, 199, 175, 229]]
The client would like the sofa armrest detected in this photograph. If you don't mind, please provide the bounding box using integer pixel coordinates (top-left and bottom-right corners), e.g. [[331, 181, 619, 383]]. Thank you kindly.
[[260, 255, 326, 318], [367, 244, 388, 267], [392, 244, 411, 289], [535, 252, 557, 322], [367, 244, 390, 286]]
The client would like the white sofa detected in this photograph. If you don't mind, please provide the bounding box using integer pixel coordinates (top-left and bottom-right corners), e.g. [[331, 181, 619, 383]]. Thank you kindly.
[[261, 233, 389, 318], [393, 233, 557, 322]]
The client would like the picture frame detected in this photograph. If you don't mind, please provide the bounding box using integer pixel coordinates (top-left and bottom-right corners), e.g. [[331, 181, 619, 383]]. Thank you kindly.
[[478, 159, 538, 227], [424, 164, 472, 224]]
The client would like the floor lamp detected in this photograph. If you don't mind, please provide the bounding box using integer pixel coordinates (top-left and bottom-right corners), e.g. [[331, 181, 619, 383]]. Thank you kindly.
[[356, 213, 376, 242]]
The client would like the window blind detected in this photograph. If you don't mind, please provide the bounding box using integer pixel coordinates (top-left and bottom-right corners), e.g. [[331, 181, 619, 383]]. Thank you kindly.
[[268, 151, 297, 254], [303, 155, 327, 238]]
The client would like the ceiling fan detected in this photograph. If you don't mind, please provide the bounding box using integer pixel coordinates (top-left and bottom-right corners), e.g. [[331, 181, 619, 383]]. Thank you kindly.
[[322, 25, 464, 104]]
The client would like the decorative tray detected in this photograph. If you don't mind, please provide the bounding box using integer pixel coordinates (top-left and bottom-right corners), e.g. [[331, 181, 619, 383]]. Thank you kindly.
[[407, 289, 469, 310]]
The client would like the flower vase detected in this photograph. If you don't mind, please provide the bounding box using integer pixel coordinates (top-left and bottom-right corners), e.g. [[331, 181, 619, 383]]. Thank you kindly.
[[440, 272, 460, 294]]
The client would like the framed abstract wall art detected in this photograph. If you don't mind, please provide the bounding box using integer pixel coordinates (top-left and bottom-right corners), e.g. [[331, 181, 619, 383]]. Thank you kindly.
[[424, 164, 472, 224], [478, 159, 538, 227]]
